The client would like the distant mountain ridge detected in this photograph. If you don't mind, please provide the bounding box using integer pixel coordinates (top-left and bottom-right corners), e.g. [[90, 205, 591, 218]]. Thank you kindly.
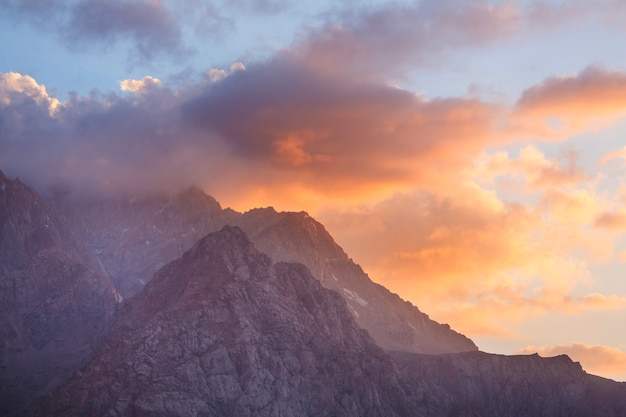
[[25, 226, 413, 417], [2, 171, 626, 416], [25, 226, 626, 417], [54, 188, 476, 354]]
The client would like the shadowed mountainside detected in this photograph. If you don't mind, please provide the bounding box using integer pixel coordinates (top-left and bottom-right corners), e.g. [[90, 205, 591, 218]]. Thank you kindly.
[[0, 171, 119, 416]]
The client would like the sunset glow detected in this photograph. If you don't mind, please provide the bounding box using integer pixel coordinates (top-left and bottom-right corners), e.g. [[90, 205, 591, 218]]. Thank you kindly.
[[2, 0, 626, 381]]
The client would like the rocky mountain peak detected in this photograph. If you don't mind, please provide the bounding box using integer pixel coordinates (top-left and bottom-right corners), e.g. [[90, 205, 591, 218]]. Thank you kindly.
[[235, 207, 477, 354], [27, 226, 411, 417], [0, 170, 99, 276], [55, 188, 238, 296]]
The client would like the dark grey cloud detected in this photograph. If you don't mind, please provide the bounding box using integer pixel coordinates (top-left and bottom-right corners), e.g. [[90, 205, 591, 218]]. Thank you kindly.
[[65, 0, 185, 60], [0, 0, 187, 62]]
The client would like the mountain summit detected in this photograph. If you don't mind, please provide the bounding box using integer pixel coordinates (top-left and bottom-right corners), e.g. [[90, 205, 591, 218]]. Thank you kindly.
[[56, 190, 476, 355], [25, 226, 626, 417], [27, 226, 413, 417]]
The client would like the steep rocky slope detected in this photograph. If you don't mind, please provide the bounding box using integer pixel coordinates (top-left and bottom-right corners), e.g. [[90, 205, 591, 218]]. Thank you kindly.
[[0, 170, 100, 276], [24, 227, 626, 417], [0, 171, 119, 416], [235, 207, 476, 354], [26, 226, 418, 417], [0, 249, 119, 416], [55, 187, 237, 296], [56, 190, 476, 355], [393, 350, 626, 417]]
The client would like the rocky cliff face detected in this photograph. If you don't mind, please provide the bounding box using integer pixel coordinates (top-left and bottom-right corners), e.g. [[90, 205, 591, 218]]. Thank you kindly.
[[56, 189, 476, 355], [0, 171, 119, 416], [55, 187, 237, 296], [393, 350, 626, 417], [0, 249, 119, 416], [0, 170, 100, 276], [27, 227, 417, 417], [235, 207, 477, 354], [24, 227, 626, 417]]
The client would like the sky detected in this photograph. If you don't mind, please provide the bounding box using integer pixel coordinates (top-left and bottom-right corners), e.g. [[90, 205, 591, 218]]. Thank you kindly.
[[1, 0, 626, 381]]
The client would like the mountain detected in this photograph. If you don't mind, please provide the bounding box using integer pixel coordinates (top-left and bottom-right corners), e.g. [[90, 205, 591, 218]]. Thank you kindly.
[[393, 350, 626, 417], [0, 249, 119, 416], [55, 191, 476, 355], [234, 207, 476, 354], [24, 227, 626, 417], [0, 170, 120, 416], [54, 187, 238, 296], [26, 226, 416, 417], [0, 170, 100, 276]]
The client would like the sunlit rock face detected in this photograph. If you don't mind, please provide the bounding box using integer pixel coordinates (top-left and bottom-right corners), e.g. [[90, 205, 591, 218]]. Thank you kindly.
[[26, 226, 417, 417]]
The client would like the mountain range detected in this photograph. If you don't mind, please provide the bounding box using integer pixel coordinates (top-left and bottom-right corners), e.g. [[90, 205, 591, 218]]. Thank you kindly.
[[1, 169, 625, 416]]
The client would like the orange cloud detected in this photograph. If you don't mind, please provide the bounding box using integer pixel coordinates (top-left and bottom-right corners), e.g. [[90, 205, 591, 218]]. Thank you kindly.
[[183, 63, 505, 209], [319, 165, 626, 339], [512, 67, 626, 138], [473, 146, 587, 191], [601, 145, 626, 165], [595, 211, 626, 230], [518, 343, 626, 381]]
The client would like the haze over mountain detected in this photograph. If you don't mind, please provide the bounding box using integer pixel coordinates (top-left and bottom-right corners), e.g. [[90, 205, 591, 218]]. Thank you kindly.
[[1, 171, 626, 416], [3, 0, 626, 383], [54, 187, 476, 355], [23, 225, 626, 417]]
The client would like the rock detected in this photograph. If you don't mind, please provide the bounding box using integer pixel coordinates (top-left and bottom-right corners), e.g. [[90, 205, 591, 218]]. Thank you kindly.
[[0, 249, 119, 416], [0, 170, 100, 277], [393, 350, 626, 417], [56, 190, 477, 355], [55, 186, 238, 296], [26, 227, 417, 417], [235, 207, 477, 354]]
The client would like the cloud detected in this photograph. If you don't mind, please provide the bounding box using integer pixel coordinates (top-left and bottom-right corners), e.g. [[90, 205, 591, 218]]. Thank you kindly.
[[0, 72, 60, 113], [0, 0, 186, 62], [225, 0, 293, 14], [119, 75, 162, 94], [474, 146, 588, 191], [595, 212, 626, 230], [318, 170, 625, 338], [180, 57, 504, 206], [602, 145, 626, 165], [292, 0, 521, 79], [66, 0, 185, 60], [518, 343, 626, 381], [513, 67, 626, 138], [0, 72, 60, 142]]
